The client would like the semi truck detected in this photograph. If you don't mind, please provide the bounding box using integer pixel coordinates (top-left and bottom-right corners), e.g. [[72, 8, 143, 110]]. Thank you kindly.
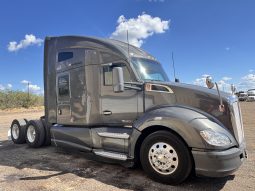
[[10, 36, 247, 184], [237, 91, 248, 101], [247, 89, 255, 101]]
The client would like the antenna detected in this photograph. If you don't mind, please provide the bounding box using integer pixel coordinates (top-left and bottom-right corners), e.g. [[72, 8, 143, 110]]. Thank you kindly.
[[171, 52, 179, 82], [127, 30, 130, 60]]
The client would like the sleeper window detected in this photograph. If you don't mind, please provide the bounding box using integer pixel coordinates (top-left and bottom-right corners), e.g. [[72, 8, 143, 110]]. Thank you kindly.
[[58, 52, 73, 62], [58, 75, 70, 97], [103, 65, 131, 86]]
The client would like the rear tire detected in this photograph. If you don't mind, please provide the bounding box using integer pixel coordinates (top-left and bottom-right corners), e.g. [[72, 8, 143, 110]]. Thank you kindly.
[[10, 119, 27, 144], [140, 130, 192, 185], [40, 116, 51, 146], [25, 120, 45, 148]]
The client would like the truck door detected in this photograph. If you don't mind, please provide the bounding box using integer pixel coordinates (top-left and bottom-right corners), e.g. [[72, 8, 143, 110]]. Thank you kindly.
[[101, 63, 138, 126]]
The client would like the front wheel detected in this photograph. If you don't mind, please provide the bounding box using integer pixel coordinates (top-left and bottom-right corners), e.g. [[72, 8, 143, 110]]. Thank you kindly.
[[140, 130, 192, 185]]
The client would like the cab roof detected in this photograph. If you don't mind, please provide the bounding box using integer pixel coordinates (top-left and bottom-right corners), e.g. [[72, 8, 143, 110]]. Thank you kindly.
[[46, 35, 156, 61]]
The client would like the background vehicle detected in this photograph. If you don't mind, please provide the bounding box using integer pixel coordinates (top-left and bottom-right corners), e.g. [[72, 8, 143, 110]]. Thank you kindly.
[[247, 89, 255, 101], [10, 36, 247, 185], [238, 91, 248, 101]]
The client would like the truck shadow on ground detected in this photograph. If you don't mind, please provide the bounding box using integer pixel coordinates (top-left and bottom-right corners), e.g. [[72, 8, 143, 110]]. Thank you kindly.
[[0, 140, 234, 191]]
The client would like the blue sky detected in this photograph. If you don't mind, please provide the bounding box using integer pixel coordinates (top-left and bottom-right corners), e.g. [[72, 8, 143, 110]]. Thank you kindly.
[[0, 0, 255, 94]]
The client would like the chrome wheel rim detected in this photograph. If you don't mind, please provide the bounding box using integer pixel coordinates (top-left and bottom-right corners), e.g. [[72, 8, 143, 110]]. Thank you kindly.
[[12, 124, 19, 140], [148, 142, 179, 175], [27, 125, 36, 143]]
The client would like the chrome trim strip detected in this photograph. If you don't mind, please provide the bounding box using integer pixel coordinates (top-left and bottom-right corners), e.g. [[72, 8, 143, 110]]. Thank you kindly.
[[227, 95, 238, 104], [93, 150, 127, 161], [97, 132, 130, 139], [228, 97, 244, 144]]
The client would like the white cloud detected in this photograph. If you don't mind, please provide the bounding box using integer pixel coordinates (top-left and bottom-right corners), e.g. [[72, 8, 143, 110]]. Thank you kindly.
[[110, 13, 170, 47], [7, 84, 12, 89], [29, 84, 41, 92], [217, 80, 232, 93], [7, 34, 43, 52], [21, 80, 31, 84], [194, 71, 255, 92], [193, 75, 233, 93], [249, 69, 254, 73], [222, 76, 232, 81], [21, 80, 42, 95], [237, 73, 255, 91], [193, 74, 211, 87], [0, 83, 13, 90], [148, 0, 165, 2], [0, 84, 5, 91]]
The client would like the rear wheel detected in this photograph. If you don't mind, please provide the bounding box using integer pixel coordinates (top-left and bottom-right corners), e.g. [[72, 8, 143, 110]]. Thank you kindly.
[[10, 119, 27, 144], [40, 116, 51, 146], [140, 130, 192, 185], [25, 120, 45, 148]]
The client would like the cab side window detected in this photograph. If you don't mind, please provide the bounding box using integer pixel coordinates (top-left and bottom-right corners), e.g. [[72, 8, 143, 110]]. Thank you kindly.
[[103, 65, 131, 86], [58, 52, 73, 62]]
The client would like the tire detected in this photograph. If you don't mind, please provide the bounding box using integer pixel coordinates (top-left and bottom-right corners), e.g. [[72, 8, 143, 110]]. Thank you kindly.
[[10, 119, 27, 144], [40, 117, 51, 146], [25, 120, 45, 148], [140, 130, 192, 185]]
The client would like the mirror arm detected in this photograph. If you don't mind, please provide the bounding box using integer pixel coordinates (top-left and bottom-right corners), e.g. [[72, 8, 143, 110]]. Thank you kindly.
[[124, 85, 142, 91], [124, 82, 143, 91], [215, 82, 225, 112]]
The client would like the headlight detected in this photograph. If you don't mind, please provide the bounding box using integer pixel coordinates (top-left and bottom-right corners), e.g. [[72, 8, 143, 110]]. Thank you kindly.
[[200, 129, 231, 146]]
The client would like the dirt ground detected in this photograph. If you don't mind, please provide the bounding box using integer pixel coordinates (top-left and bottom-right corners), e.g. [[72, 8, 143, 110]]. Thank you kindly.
[[0, 103, 254, 191]]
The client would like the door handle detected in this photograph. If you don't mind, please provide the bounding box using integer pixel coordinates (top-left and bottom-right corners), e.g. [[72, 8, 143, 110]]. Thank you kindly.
[[103, 110, 112, 115]]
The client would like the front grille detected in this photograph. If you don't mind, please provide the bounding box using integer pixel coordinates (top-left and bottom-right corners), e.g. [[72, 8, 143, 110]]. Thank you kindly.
[[230, 100, 245, 144]]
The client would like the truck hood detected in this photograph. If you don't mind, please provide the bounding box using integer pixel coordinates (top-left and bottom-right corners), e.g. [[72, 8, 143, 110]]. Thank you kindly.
[[149, 81, 233, 131]]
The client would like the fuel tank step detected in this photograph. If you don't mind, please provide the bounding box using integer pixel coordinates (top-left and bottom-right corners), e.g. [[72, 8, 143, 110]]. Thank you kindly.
[[93, 150, 127, 161]]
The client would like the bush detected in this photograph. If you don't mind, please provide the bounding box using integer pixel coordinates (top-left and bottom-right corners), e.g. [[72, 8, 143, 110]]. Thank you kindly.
[[0, 90, 44, 109]]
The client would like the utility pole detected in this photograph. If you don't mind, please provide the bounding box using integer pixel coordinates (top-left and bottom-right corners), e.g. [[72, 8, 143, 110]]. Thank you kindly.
[[27, 82, 30, 101]]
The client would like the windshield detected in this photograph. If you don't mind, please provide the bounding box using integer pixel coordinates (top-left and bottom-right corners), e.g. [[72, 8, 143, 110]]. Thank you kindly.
[[131, 57, 169, 82]]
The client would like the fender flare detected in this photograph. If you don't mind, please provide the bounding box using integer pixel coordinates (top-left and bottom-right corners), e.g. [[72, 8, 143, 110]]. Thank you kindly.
[[129, 105, 236, 158]]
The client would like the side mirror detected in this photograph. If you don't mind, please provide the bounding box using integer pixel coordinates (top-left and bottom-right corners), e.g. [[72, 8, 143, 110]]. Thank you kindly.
[[112, 67, 124, 93], [206, 76, 214, 89]]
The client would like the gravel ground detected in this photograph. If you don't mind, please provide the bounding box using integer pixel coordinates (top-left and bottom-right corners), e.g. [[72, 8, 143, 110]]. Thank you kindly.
[[0, 103, 254, 191]]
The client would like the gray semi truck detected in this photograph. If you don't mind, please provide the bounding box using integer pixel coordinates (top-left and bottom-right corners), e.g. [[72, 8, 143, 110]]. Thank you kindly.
[[10, 36, 247, 184]]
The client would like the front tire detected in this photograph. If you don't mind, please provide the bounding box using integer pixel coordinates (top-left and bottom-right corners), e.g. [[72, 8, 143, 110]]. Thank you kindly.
[[140, 130, 192, 185], [25, 120, 45, 148]]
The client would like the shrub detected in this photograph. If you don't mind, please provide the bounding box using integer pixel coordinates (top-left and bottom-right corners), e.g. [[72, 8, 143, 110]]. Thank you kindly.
[[0, 90, 44, 109]]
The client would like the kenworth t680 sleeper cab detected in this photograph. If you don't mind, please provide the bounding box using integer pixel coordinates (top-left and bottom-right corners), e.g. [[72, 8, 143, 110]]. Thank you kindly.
[[10, 36, 247, 184]]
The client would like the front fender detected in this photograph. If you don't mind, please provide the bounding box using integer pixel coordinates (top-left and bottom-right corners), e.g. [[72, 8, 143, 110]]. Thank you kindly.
[[133, 106, 237, 150]]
